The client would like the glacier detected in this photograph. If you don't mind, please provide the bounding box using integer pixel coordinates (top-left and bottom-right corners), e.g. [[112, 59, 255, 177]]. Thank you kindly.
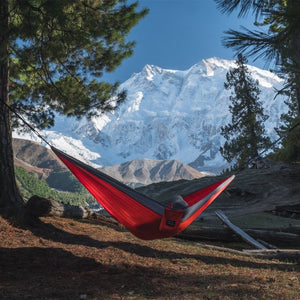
[[13, 57, 288, 174]]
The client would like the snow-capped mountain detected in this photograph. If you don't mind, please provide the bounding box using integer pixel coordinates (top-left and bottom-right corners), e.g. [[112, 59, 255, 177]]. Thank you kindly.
[[14, 57, 288, 173]]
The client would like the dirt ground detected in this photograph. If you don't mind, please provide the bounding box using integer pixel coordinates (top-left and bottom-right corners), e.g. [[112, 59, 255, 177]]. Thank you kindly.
[[0, 214, 299, 300]]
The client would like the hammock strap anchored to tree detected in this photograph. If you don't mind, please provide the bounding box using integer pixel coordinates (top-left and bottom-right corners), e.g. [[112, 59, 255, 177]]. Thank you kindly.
[[4, 102, 52, 148]]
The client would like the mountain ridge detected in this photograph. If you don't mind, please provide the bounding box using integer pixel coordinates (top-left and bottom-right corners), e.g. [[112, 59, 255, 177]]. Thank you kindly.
[[100, 157, 212, 187], [13, 57, 287, 173], [12, 138, 206, 187]]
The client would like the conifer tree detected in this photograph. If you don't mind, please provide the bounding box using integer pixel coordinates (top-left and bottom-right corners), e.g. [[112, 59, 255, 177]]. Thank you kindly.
[[220, 54, 271, 169], [215, 0, 300, 163], [272, 75, 300, 161], [215, 0, 300, 115], [0, 0, 148, 215]]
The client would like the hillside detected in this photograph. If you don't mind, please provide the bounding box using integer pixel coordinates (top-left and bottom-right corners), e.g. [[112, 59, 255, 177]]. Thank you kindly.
[[100, 158, 209, 187], [0, 214, 299, 299], [12, 138, 207, 187], [13, 139, 95, 206], [13, 138, 67, 179], [138, 161, 300, 220]]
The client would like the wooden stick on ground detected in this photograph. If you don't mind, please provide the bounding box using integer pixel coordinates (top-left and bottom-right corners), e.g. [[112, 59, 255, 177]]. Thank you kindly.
[[215, 210, 267, 250]]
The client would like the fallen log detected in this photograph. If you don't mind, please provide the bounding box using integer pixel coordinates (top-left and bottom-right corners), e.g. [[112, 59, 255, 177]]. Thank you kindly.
[[256, 239, 278, 249], [177, 226, 242, 242], [245, 229, 300, 247], [198, 243, 300, 262], [242, 249, 300, 262], [178, 225, 300, 248], [25, 195, 94, 219]]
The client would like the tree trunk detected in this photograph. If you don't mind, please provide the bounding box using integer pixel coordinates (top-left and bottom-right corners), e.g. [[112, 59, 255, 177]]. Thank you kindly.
[[292, 30, 300, 117], [0, 0, 24, 215], [289, 0, 300, 116], [293, 47, 300, 117]]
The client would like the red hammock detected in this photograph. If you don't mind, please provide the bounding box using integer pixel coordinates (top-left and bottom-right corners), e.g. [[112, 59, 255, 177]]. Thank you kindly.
[[52, 147, 234, 240]]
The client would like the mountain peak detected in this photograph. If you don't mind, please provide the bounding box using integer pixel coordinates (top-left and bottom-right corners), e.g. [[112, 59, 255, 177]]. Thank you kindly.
[[14, 58, 287, 174], [141, 64, 163, 81], [202, 57, 234, 68]]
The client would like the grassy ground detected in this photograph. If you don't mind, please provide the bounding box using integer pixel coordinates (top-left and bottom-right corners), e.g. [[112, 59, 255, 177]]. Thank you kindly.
[[0, 215, 299, 300]]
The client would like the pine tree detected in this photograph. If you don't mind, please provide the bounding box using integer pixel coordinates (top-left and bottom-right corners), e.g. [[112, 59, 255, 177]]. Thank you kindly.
[[272, 75, 300, 162], [220, 54, 271, 169], [215, 0, 300, 163], [215, 0, 300, 115], [0, 0, 148, 216]]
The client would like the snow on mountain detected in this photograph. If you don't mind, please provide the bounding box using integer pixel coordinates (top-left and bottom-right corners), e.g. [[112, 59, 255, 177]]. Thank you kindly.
[[13, 57, 288, 173]]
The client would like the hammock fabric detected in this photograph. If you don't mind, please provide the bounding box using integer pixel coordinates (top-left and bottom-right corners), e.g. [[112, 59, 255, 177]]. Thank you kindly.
[[52, 147, 235, 240]]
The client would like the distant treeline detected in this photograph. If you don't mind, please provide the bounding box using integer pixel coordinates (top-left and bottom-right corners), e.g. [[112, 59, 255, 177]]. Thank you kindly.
[[15, 166, 96, 207]]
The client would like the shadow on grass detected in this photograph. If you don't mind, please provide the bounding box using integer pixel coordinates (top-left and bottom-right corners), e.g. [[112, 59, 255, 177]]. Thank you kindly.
[[22, 217, 299, 273], [0, 246, 289, 300]]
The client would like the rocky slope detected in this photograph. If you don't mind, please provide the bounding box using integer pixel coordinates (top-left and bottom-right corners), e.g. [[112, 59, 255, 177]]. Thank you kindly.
[[100, 158, 211, 187], [13, 139, 67, 178]]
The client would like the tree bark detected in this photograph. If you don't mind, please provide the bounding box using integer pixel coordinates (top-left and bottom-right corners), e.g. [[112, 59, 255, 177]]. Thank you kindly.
[[0, 0, 24, 214], [293, 36, 300, 117], [289, 0, 300, 116]]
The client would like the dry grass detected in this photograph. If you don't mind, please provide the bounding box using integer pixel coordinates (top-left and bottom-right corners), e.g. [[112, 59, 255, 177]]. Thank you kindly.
[[0, 215, 299, 300]]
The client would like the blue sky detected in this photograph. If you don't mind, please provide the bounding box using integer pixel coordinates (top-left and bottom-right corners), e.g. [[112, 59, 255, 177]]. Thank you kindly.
[[102, 0, 262, 84]]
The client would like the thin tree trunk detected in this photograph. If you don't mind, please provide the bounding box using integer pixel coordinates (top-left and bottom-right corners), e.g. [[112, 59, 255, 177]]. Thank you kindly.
[[293, 40, 300, 117], [291, 29, 300, 117], [289, 0, 300, 116], [0, 0, 24, 214]]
